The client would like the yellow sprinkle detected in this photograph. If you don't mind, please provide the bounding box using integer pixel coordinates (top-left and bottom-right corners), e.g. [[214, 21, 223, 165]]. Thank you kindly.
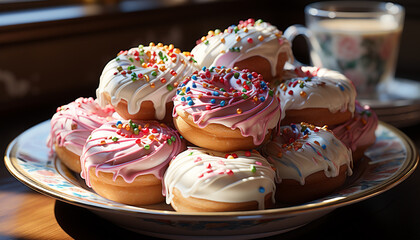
[[149, 135, 155, 140], [125, 124, 131, 131], [226, 68, 232, 73], [220, 38, 225, 43], [144, 123, 150, 128], [243, 27, 248, 33], [142, 63, 148, 68], [100, 140, 106, 145], [149, 42, 155, 47], [158, 60, 164, 65], [300, 91, 307, 98], [157, 42, 163, 47], [236, 36, 241, 42], [159, 66, 167, 71], [258, 35, 264, 41], [236, 108, 242, 114], [208, 30, 215, 36], [150, 82, 155, 88], [145, 75, 150, 82], [220, 50, 226, 54], [168, 44, 174, 50], [174, 48, 181, 54], [227, 156, 235, 159], [198, 93, 203, 99]]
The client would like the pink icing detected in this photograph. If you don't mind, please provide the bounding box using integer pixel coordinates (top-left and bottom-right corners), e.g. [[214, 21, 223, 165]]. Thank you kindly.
[[80, 120, 184, 187], [172, 66, 281, 145], [332, 102, 378, 151], [47, 97, 115, 156]]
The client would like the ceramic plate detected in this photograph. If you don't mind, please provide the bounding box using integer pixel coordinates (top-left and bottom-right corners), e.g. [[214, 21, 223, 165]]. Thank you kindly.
[[4, 120, 418, 239]]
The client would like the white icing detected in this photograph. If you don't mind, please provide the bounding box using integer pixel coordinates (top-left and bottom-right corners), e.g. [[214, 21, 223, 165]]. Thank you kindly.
[[97, 45, 199, 120], [191, 21, 293, 78], [164, 147, 276, 209], [276, 66, 356, 119], [261, 124, 353, 185]]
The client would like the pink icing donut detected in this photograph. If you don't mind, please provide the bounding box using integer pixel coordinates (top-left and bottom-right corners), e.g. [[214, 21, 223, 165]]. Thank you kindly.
[[47, 97, 115, 172], [80, 119, 184, 205], [172, 66, 281, 152], [81, 119, 183, 185], [332, 102, 378, 162]]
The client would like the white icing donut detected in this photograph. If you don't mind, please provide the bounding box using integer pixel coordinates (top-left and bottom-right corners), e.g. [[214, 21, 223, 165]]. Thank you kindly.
[[97, 43, 199, 120], [191, 18, 292, 78], [261, 123, 353, 185], [277, 66, 356, 120], [164, 147, 276, 209]]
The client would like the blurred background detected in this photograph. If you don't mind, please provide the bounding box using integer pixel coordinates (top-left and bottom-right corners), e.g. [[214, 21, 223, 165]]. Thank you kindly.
[[0, 0, 419, 118]]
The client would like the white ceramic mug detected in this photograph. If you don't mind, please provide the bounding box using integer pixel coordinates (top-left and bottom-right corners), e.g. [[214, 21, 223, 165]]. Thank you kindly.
[[284, 1, 404, 98]]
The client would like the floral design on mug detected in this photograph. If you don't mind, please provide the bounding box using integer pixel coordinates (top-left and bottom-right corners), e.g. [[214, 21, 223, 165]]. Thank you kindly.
[[314, 30, 400, 93], [334, 35, 362, 61]]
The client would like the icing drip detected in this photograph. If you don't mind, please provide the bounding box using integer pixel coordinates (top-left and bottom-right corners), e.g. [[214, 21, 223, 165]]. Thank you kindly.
[[261, 123, 353, 185], [164, 147, 276, 209], [47, 97, 115, 156], [191, 18, 293, 77], [276, 66, 356, 119], [80, 120, 183, 187], [97, 43, 199, 120], [173, 66, 281, 145], [332, 102, 378, 151]]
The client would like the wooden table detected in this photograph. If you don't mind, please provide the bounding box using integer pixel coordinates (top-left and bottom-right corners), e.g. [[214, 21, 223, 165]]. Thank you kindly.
[[1, 107, 420, 240]]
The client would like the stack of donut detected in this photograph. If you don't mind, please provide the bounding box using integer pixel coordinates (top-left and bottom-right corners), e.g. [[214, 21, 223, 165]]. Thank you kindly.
[[47, 18, 378, 211]]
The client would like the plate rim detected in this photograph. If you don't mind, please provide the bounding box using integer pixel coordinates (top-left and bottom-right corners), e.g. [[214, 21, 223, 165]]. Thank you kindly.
[[4, 120, 419, 219]]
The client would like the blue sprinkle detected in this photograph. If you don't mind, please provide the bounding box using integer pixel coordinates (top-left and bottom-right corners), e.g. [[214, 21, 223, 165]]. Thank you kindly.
[[181, 97, 186, 102], [259, 187, 265, 193], [247, 74, 253, 79], [188, 100, 194, 106], [260, 81, 266, 87], [192, 83, 197, 88], [291, 124, 297, 129], [191, 75, 197, 80], [304, 129, 310, 135], [220, 100, 226, 107], [259, 96, 265, 102], [186, 87, 191, 92], [176, 90, 180, 95], [186, 96, 192, 101], [213, 91, 220, 96], [202, 66, 207, 71], [210, 99, 216, 104], [116, 120, 122, 126], [322, 144, 326, 150], [338, 84, 345, 91]]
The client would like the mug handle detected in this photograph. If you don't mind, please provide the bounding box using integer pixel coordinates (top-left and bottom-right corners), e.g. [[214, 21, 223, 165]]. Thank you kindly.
[[283, 24, 322, 67]]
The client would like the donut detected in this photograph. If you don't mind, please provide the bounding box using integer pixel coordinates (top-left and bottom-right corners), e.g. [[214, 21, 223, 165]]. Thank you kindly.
[[164, 147, 276, 212], [191, 18, 293, 82], [47, 97, 115, 173], [332, 102, 378, 162], [96, 42, 199, 123], [276, 66, 356, 126], [80, 119, 184, 206], [261, 123, 353, 204], [172, 66, 281, 152]]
